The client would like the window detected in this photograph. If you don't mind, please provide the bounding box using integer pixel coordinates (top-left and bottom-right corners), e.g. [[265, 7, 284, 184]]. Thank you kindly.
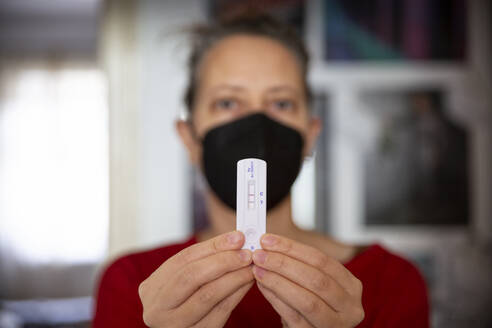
[[0, 59, 108, 266]]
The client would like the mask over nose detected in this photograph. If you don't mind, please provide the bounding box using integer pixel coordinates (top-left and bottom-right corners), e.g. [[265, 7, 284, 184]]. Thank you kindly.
[[198, 112, 304, 211]]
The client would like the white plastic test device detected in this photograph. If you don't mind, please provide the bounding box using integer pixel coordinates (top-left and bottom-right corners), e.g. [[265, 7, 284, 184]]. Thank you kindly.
[[236, 158, 266, 250]]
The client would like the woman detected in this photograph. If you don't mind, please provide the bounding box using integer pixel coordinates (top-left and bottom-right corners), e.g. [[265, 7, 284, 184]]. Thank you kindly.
[[93, 13, 429, 328]]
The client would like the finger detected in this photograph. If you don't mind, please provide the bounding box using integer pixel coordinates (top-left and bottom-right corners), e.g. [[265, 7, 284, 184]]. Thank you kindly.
[[151, 231, 245, 280], [256, 282, 313, 328], [253, 250, 349, 312], [171, 266, 254, 326], [260, 233, 357, 293], [191, 281, 254, 328], [164, 249, 253, 308], [253, 265, 341, 328]]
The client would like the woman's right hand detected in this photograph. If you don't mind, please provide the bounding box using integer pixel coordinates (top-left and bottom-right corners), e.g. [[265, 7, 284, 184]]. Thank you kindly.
[[138, 231, 254, 328]]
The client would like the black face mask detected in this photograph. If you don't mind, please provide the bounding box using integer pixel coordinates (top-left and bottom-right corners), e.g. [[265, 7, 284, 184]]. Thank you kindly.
[[199, 113, 304, 211]]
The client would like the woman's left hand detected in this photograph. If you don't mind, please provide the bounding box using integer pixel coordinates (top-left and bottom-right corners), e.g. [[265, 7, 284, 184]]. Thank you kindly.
[[252, 233, 364, 328]]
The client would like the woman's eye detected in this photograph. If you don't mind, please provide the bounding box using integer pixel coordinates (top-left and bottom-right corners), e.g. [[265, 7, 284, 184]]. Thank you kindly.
[[271, 99, 295, 111], [214, 98, 239, 111]]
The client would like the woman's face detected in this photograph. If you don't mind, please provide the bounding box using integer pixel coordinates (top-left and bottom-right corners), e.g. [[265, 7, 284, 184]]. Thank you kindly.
[[177, 34, 321, 165]]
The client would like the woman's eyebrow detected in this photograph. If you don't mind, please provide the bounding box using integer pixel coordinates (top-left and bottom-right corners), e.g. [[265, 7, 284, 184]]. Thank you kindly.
[[266, 85, 300, 95], [209, 84, 246, 93], [207, 84, 300, 96]]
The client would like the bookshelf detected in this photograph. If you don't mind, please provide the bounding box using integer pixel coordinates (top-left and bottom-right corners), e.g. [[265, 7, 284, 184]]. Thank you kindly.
[[303, 1, 491, 326]]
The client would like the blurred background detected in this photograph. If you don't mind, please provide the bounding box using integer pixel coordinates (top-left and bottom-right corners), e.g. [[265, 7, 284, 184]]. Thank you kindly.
[[0, 0, 491, 327]]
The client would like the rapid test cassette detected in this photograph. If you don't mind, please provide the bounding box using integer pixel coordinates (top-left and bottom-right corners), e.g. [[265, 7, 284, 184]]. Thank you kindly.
[[236, 158, 266, 251]]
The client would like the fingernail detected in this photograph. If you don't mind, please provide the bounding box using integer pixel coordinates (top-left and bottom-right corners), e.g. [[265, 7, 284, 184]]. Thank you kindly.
[[253, 265, 266, 279], [227, 231, 242, 244], [239, 250, 251, 262], [252, 250, 267, 264], [261, 234, 277, 246]]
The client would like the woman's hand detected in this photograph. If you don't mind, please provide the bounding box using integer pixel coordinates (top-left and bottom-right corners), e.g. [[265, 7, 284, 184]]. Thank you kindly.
[[138, 231, 254, 328], [252, 233, 364, 328]]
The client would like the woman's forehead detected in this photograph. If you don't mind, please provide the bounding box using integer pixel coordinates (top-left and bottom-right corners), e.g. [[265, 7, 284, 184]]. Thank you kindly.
[[197, 34, 304, 91]]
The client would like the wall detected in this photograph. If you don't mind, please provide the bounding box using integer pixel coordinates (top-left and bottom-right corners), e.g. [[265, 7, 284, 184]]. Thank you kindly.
[[106, 0, 207, 258]]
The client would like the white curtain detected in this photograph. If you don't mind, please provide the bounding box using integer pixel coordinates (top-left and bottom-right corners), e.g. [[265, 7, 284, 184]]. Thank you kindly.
[[0, 57, 108, 273]]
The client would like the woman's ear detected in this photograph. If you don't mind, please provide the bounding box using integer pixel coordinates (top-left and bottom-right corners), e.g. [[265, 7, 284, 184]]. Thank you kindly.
[[175, 119, 201, 165], [303, 116, 322, 158]]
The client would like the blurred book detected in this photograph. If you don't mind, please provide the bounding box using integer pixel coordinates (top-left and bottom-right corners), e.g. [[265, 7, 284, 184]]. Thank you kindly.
[[323, 0, 467, 61]]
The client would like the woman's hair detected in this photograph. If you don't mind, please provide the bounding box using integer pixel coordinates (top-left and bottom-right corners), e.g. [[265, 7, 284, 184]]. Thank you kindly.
[[183, 11, 313, 116]]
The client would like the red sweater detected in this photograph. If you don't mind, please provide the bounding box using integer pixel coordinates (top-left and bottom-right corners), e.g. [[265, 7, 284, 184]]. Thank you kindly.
[[93, 235, 429, 327]]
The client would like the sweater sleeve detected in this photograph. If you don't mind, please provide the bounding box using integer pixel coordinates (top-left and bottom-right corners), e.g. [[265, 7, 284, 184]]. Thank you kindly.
[[376, 259, 430, 328], [92, 255, 147, 328], [394, 266, 430, 328]]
